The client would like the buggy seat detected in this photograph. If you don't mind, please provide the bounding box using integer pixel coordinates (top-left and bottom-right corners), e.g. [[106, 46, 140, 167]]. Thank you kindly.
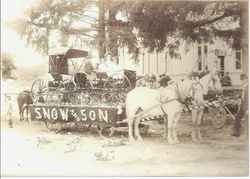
[[74, 72, 87, 88]]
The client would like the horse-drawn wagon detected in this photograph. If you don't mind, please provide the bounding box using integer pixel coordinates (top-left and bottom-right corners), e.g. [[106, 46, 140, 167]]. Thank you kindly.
[[26, 47, 240, 141], [28, 47, 147, 138]]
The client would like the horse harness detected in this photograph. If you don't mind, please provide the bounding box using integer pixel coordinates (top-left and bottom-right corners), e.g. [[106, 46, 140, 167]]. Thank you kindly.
[[139, 75, 217, 122]]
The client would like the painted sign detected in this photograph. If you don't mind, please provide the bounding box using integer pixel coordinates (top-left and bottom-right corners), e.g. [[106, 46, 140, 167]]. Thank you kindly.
[[29, 105, 124, 126]]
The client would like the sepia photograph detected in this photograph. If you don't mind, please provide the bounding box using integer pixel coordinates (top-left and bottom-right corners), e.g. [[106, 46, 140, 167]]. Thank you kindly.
[[1, 0, 249, 177]]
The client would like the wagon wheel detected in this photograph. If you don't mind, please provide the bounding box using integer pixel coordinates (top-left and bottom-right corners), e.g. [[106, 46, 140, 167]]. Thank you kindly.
[[97, 126, 115, 139], [44, 121, 63, 133], [210, 107, 227, 129], [103, 73, 132, 105], [57, 79, 78, 104], [31, 79, 48, 103]]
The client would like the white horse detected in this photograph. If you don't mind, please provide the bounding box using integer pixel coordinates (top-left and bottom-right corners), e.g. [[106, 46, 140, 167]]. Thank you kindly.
[[190, 73, 222, 143], [126, 72, 223, 144]]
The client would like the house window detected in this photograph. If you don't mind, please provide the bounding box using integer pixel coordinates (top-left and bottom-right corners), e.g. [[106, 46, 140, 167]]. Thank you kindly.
[[235, 51, 242, 70], [198, 57, 202, 71], [198, 46, 202, 70], [204, 45, 208, 56], [198, 46, 202, 56]]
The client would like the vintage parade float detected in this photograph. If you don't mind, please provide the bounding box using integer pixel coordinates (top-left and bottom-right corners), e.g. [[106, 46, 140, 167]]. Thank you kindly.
[[28, 47, 148, 138], [27, 47, 241, 138]]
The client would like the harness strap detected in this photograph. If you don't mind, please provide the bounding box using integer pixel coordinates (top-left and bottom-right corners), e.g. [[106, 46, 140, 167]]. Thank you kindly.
[[133, 97, 178, 119], [183, 101, 191, 112], [160, 104, 167, 115]]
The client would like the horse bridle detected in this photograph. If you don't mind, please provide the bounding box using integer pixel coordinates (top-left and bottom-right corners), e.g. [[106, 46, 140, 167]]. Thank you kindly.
[[176, 80, 202, 105], [189, 79, 203, 98]]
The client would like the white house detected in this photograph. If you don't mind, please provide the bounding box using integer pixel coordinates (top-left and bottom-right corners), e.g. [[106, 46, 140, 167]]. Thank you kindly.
[[118, 38, 243, 86]]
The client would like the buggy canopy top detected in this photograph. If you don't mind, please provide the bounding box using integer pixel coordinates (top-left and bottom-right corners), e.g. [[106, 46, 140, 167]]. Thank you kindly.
[[48, 47, 88, 58]]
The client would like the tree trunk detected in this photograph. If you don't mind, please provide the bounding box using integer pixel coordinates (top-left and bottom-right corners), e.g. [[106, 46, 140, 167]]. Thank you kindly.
[[107, 5, 119, 64], [240, 1, 248, 76], [98, 0, 106, 60]]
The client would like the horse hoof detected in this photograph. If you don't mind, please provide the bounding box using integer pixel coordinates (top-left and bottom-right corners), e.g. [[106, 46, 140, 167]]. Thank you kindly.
[[198, 137, 203, 142], [137, 137, 143, 142], [129, 138, 135, 142], [168, 140, 175, 145], [197, 134, 203, 142], [198, 139, 204, 144], [192, 138, 198, 143], [174, 139, 180, 144]]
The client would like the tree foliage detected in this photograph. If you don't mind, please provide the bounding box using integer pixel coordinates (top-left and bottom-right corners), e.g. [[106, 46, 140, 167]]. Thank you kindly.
[[7, 0, 95, 55], [121, 1, 242, 57], [1, 53, 17, 80], [6, 0, 245, 64]]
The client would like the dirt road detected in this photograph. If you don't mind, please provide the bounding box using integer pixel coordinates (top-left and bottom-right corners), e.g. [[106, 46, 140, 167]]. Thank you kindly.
[[1, 112, 249, 177]]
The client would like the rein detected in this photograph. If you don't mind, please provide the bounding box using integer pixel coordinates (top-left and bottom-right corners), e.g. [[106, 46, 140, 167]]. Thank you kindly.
[[176, 80, 202, 103]]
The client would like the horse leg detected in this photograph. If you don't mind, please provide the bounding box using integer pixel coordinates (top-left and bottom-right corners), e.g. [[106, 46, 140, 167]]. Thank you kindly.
[[128, 118, 135, 141], [25, 107, 28, 121], [26, 106, 31, 122], [23, 104, 28, 121], [197, 109, 204, 142], [21, 109, 24, 121], [172, 112, 181, 144], [22, 104, 26, 121], [163, 115, 168, 139], [191, 110, 199, 143], [19, 111, 22, 121], [134, 117, 142, 141], [26, 107, 30, 122], [167, 112, 175, 145]]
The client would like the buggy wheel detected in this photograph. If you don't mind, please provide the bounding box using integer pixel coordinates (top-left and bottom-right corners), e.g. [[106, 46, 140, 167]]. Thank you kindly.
[[103, 73, 132, 105], [31, 79, 48, 103], [97, 126, 115, 139], [210, 107, 227, 129], [45, 121, 62, 132]]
